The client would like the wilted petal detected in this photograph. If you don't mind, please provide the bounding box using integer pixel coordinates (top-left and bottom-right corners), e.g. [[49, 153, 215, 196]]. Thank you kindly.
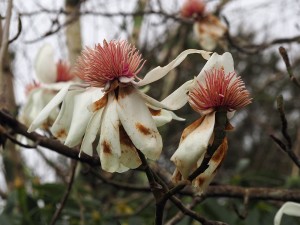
[[193, 137, 228, 194], [148, 107, 184, 127], [80, 108, 104, 157], [119, 125, 142, 169], [35, 44, 57, 84], [171, 112, 215, 179], [161, 80, 195, 110], [20, 88, 57, 127], [274, 202, 300, 225], [64, 88, 104, 147], [117, 86, 162, 160], [50, 90, 83, 141], [28, 84, 72, 132], [98, 93, 121, 172], [135, 49, 211, 86]]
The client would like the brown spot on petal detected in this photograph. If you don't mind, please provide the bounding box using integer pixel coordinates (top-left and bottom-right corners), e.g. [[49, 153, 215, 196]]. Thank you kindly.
[[119, 125, 135, 148], [118, 86, 134, 99], [102, 140, 112, 154], [180, 116, 205, 142], [90, 94, 108, 112], [149, 108, 162, 116], [55, 129, 67, 139], [211, 137, 228, 163], [135, 122, 151, 135]]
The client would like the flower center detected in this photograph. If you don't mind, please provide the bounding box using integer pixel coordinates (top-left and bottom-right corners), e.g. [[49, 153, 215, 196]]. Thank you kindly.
[[75, 40, 145, 90]]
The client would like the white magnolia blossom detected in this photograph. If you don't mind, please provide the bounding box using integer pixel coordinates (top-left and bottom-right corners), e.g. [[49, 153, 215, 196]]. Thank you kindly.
[[28, 40, 211, 173], [19, 44, 75, 127], [166, 52, 251, 193], [274, 202, 300, 225]]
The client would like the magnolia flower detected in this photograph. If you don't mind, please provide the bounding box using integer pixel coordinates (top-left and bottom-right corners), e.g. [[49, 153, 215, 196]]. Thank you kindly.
[[19, 45, 75, 127], [28, 40, 211, 173], [167, 52, 251, 193], [181, 0, 227, 51]]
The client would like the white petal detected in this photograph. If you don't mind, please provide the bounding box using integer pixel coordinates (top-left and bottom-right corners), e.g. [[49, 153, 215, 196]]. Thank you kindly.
[[161, 79, 195, 110], [135, 49, 211, 86], [138, 90, 173, 110], [148, 107, 184, 127], [35, 44, 57, 84], [274, 202, 300, 225], [196, 52, 234, 84], [119, 125, 142, 169], [117, 86, 162, 160], [79, 108, 104, 157], [98, 93, 121, 172], [50, 89, 83, 141], [193, 138, 228, 194], [171, 112, 215, 179], [64, 88, 104, 147], [28, 84, 72, 132]]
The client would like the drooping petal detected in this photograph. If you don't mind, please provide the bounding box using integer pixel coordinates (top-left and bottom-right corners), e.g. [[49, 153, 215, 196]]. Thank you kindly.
[[161, 80, 195, 110], [35, 44, 57, 84], [50, 89, 83, 141], [28, 84, 72, 132], [171, 112, 215, 180], [98, 93, 121, 172], [135, 49, 211, 86], [148, 107, 184, 127], [79, 108, 104, 157], [193, 137, 228, 194], [119, 125, 142, 169], [20, 88, 58, 127], [117, 86, 162, 160], [274, 202, 300, 225], [64, 88, 104, 147]]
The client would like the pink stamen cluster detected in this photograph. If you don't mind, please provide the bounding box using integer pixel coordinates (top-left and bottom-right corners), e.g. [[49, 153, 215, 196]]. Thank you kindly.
[[189, 69, 252, 114], [56, 60, 74, 82], [181, 0, 205, 19], [75, 40, 145, 88]]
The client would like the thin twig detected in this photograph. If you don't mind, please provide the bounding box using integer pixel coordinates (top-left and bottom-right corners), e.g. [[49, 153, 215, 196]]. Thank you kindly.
[[8, 15, 22, 44], [49, 160, 77, 225], [279, 46, 300, 88]]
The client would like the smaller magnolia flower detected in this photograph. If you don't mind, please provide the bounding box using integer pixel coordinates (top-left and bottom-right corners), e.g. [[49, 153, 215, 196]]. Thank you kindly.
[[181, 0, 227, 51], [19, 44, 75, 128], [169, 52, 251, 194], [28, 40, 210, 173], [180, 0, 205, 19]]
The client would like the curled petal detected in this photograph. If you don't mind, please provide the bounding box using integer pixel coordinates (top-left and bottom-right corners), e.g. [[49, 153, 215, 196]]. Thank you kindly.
[[135, 49, 211, 86], [28, 83, 73, 132], [171, 112, 215, 180], [117, 86, 162, 160], [161, 80, 195, 110]]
